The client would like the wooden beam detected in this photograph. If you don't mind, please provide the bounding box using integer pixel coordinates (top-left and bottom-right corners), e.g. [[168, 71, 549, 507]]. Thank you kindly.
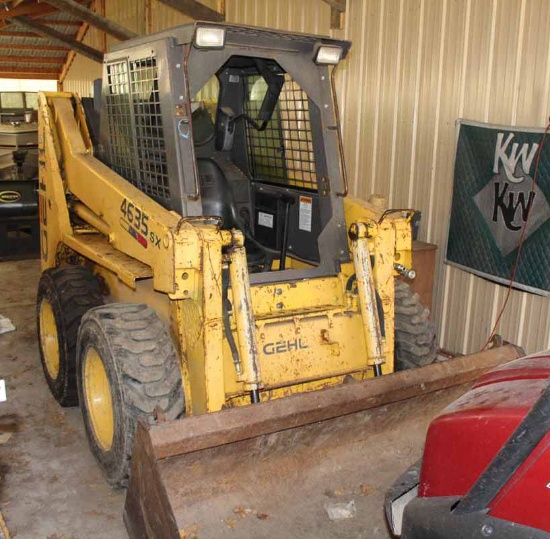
[[0, 54, 64, 63], [321, 0, 346, 11], [0, 31, 40, 37], [38, 19, 83, 26], [0, 71, 59, 79], [0, 1, 68, 22], [330, 8, 344, 29], [157, 0, 224, 22], [8, 1, 33, 8], [0, 1, 89, 29], [0, 43, 66, 51], [43, 0, 138, 40], [321, 0, 346, 29], [10, 15, 103, 62], [0, 65, 59, 74]]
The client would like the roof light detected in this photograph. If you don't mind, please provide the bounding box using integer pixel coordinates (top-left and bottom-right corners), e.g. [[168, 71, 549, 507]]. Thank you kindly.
[[315, 46, 343, 65], [195, 27, 226, 48]]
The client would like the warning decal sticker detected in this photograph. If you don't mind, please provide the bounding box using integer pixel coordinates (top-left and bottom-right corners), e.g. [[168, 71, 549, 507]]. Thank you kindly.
[[299, 196, 312, 232], [258, 211, 274, 228]]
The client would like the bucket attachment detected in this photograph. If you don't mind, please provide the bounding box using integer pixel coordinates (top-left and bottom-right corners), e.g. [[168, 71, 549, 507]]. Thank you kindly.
[[124, 345, 522, 539]]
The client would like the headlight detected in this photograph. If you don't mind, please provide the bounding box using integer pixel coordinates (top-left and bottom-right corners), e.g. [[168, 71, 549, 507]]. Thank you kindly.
[[195, 27, 226, 48], [315, 45, 343, 65]]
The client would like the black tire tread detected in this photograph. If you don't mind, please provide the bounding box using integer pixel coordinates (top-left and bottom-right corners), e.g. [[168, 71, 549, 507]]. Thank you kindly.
[[394, 280, 438, 370], [78, 303, 184, 488], [37, 266, 102, 406]]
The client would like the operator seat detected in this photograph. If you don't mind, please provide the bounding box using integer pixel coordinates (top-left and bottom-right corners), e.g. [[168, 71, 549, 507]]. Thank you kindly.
[[197, 158, 240, 229], [197, 158, 266, 268]]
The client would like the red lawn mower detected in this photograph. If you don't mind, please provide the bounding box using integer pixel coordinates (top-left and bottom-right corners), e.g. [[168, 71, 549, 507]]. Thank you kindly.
[[386, 349, 550, 538]]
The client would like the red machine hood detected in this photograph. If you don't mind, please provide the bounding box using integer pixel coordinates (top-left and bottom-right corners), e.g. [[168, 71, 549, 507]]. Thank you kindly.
[[419, 351, 550, 499]]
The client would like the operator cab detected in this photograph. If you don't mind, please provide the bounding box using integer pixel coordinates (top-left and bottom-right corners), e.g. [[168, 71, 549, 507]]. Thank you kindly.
[[99, 23, 351, 283], [192, 56, 325, 271]]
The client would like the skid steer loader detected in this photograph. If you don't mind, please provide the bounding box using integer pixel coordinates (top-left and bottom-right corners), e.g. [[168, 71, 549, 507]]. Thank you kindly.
[[36, 22, 522, 537]]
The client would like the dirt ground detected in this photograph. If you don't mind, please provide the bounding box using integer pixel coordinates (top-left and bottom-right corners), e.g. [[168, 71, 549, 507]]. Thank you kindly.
[[0, 259, 465, 539]]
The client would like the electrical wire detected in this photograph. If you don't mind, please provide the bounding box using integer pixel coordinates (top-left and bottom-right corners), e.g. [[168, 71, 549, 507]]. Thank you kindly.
[[482, 118, 550, 351]]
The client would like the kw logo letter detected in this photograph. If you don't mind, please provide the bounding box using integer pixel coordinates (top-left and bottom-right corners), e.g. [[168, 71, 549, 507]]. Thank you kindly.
[[493, 132, 539, 183], [492, 182, 535, 231]]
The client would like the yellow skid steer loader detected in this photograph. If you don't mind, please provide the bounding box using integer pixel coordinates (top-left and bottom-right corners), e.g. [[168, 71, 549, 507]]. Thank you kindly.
[[36, 22, 522, 537]]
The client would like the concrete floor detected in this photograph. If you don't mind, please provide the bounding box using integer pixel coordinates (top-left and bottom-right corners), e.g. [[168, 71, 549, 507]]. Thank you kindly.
[[0, 259, 464, 539], [0, 260, 125, 539]]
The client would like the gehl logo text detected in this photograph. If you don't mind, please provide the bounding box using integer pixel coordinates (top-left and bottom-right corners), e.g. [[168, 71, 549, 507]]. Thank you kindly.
[[263, 338, 309, 355], [492, 133, 538, 231]]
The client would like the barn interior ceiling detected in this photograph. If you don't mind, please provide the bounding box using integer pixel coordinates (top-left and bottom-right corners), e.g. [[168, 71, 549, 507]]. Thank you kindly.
[[0, 0, 227, 80], [0, 0, 345, 81]]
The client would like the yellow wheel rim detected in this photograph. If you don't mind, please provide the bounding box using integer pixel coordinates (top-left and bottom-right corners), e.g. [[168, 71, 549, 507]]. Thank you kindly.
[[84, 347, 114, 451], [39, 299, 60, 380]]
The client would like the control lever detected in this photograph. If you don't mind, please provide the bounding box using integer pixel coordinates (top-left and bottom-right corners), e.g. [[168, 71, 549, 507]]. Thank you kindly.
[[279, 194, 295, 271]]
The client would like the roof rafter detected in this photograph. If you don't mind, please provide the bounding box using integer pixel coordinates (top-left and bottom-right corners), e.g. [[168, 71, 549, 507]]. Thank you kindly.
[[0, 0, 90, 30], [0, 42, 66, 51], [0, 54, 64, 63], [0, 71, 58, 79], [37, 19, 83, 26], [42, 0, 138, 40], [0, 0, 85, 22], [0, 65, 59, 75], [10, 15, 103, 63]]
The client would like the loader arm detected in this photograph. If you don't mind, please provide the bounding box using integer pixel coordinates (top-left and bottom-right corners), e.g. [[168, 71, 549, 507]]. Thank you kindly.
[[39, 92, 230, 297]]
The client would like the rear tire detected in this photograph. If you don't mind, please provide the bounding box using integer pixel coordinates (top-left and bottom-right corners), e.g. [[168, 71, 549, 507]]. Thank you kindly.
[[77, 303, 185, 488], [394, 280, 437, 370], [37, 266, 103, 406]]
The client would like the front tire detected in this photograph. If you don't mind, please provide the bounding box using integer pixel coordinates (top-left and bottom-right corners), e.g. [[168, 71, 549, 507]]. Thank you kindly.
[[37, 266, 103, 406], [77, 303, 185, 488]]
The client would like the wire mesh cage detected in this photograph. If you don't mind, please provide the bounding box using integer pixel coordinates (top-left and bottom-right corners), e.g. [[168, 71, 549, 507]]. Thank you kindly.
[[244, 74, 317, 190], [104, 56, 171, 205]]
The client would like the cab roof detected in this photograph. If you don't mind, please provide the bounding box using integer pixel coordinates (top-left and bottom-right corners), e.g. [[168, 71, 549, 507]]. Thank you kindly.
[[109, 21, 351, 60]]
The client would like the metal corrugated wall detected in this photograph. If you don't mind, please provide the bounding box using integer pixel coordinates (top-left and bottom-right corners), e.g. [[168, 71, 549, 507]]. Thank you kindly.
[[62, 0, 550, 355], [149, 1, 198, 33], [62, 25, 103, 95], [228, 0, 550, 356]]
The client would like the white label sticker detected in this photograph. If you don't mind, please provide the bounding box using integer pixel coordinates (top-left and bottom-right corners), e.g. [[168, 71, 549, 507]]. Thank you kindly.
[[299, 196, 313, 232], [0, 380, 6, 402], [229, 74, 240, 83], [258, 211, 274, 228]]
